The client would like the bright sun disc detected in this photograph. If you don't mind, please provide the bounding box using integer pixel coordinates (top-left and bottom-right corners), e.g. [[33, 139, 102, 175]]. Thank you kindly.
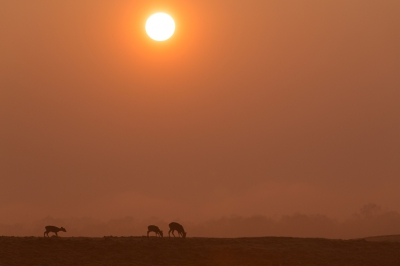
[[146, 13, 175, 41]]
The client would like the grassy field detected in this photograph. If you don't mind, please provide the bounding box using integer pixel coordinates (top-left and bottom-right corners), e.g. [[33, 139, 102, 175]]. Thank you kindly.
[[1, 236, 400, 266]]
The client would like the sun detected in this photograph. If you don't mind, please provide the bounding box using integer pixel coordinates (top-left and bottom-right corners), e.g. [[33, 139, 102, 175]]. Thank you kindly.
[[145, 13, 175, 42]]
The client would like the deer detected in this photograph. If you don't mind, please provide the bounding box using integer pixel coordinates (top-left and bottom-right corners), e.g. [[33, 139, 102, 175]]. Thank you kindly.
[[147, 225, 163, 237], [168, 222, 186, 238], [44, 225, 67, 237]]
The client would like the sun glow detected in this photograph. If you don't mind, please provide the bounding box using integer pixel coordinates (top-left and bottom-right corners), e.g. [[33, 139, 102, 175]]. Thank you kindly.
[[145, 13, 175, 41]]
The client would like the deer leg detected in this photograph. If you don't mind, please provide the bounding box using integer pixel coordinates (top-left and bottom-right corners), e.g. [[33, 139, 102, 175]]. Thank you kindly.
[[147, 230, 150, 237], [55, 232, 58, 237], [44, 231, 48, 237], [168, 229, 172, 238]]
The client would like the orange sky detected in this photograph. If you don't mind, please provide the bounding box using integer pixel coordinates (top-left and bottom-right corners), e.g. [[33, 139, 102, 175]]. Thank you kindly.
[[1, 0, 399, 224]]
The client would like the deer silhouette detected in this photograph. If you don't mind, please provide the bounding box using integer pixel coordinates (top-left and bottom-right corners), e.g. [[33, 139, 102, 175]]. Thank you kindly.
[[44, 225, 66, 237], [168, 222, 186, 238], [147, 225, 163, 237]]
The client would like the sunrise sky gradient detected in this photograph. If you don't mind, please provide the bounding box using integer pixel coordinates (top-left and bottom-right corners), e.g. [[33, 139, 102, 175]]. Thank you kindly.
[[1, 0, 399, 226]]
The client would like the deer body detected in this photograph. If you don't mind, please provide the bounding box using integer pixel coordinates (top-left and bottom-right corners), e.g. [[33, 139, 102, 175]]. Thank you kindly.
[[168, 222, 186, 238], [44, 226, 66, 237], [147, 225, 163, 237]]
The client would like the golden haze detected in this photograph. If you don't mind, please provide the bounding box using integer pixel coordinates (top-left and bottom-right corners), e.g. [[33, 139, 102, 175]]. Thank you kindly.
[[0, 0, 399, 233]]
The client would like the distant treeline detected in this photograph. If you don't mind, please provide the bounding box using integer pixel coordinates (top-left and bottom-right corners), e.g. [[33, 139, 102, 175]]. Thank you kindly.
[[1, 204, 399, 239]]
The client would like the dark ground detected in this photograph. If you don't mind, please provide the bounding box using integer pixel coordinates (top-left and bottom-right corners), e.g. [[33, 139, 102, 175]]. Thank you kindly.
[[1, 236, 400, 266]]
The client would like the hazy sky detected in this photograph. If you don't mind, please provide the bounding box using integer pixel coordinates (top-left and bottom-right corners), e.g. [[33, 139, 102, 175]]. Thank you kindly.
[[1, 0, 399, 224]]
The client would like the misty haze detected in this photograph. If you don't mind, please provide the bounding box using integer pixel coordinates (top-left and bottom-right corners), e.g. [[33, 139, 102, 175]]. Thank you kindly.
[[1, 0, 400, 265]]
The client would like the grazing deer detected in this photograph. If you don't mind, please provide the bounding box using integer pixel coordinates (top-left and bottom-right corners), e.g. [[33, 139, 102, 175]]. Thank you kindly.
[[147, 225, 163, 237], [168, 222, 186, 238], [44, 226, 66, 237]]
